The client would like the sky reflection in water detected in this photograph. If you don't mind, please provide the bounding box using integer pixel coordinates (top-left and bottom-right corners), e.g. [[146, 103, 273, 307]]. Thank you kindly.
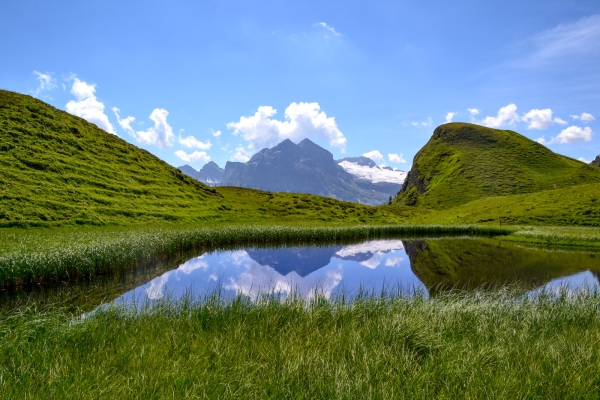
[[111, 238, 600, 307]]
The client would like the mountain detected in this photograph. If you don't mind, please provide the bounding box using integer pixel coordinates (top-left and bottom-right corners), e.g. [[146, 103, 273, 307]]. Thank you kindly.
[[179, 161, 224, 184], [221, 139, 393, 205], [337, 156, 406, 197], [592, 156, 600, 167], [395, 122, 600, 210]]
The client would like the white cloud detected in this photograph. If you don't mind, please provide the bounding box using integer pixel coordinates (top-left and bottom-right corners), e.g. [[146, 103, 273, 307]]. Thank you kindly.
[[468, 108, 480, 116], [65, 77, 116, 134], [210, 129, 222, 137], [32, 71, 56, 96], [554, 126, 594, 144], [112, 107, 135, 135], [178, 135, 212, 150], [388, 153, 406, 164], [521, 108, 567, 130], [385, 257, 404, 267], [410, 116, 433, 127], [445, 112, 456, 123], [134, 108, 175, 148], [231, 146, 251, 162], [313, 22, 341, 36], [174, 150, 210, 163], [538, 125, 594, 145], [579, 157, 591, 163], [571, 113, 596, 123], [363, 150, 384, 165], [554, 117, 568, 125], [479, 104, 520, 128], [227, 102, 347, 152]]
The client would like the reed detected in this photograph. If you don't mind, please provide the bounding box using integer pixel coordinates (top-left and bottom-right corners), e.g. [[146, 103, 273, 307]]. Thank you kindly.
[[1, 288, 599, 399], [0, 224, 512, 290]]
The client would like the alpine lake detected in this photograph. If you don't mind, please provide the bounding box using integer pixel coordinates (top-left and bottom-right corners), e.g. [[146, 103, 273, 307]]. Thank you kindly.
[[4, 236, 600, 312]]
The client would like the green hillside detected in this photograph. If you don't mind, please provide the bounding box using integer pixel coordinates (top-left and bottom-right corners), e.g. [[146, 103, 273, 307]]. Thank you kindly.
[[0, 90, 397, 227], [0, 90, 225, 226], [395, 123, 600, 210]]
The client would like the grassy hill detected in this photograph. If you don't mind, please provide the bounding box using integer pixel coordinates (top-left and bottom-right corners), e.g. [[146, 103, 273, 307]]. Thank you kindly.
[[0, 90, 398, 227], [395, 123, 600, 210]]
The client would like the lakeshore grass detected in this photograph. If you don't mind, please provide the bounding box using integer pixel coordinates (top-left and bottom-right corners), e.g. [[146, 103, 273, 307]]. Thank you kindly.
[[2, 289, 600, 399], [0, 223, 511, 290]]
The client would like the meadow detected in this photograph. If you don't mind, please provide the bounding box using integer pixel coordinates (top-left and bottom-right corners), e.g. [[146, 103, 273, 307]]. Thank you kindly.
[[2, 289, 599, 399]]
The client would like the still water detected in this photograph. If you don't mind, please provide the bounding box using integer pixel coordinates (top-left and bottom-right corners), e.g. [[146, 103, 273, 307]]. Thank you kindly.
[[4, 237, 599, 312], [110, 237, 600, 306]]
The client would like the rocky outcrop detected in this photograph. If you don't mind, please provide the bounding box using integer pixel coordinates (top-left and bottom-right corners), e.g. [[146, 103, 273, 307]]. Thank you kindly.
[[591, 156, 600, 167]]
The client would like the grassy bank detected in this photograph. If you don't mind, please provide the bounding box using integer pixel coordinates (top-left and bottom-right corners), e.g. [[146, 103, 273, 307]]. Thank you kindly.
[[0, 224, 511, 290], [2, 290, 599, 399]]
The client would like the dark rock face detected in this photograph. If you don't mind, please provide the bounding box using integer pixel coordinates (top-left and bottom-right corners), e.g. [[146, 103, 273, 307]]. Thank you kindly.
[[246, 246, 342, 277], [178, 161, 224, 184], [221, 139, 389, 205], [591, 156, 600, 167]]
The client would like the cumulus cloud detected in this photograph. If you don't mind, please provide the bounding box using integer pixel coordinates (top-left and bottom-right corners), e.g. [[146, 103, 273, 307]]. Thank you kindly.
[[227, 102, 346, 152], [554, 126, 594, 144], [112, 107, 135, 135], [231, 146, 251, 162], [468, 108, 480, 116], [571, 113, 596, 123], [65, 77, 116, 134], [210, 129, 222, 137], [363, 150, 384, 165], [522, 108, 567, 130], [178, 135, 212, 150], [579, 157, 591, 163], [32, 71, 56, 96], [537, 125, 594, 145], [174, 150, 210, 163], [313, 22, 342, 36], [479, 104, 520, 128], [388, 153, 406, 163], [445, 112, 456, 123], [134, 108, 175, 148]]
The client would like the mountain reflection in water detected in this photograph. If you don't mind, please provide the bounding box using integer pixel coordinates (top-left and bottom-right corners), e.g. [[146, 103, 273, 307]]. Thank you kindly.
[[109, 238, 600, 306]]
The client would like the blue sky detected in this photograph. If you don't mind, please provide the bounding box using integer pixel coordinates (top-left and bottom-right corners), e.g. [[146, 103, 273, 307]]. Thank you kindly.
[[2, 0, 599, 169]]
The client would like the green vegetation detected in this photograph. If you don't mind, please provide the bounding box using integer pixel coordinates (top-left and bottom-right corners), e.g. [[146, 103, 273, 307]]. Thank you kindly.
[[0, 224, 510, 291], [2, 290, 600, 399], [395, 123, 600, 210], [404, 237, 600, 292]]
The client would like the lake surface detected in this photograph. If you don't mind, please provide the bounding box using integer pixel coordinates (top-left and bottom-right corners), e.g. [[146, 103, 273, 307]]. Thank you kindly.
[[3, 237, 600, 311], [111, 237, 600, 307]]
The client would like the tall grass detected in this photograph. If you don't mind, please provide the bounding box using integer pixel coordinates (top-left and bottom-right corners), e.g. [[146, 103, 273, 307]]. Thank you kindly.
[[0, 224, 512, 290], [1, 288, 599, 399]]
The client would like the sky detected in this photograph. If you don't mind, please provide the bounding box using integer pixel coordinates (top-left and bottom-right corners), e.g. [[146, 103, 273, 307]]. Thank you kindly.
[[2, 0, 600, 170]]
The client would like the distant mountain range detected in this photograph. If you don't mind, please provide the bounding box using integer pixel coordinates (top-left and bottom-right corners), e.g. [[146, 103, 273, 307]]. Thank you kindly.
[[179, 139, 406, 205]]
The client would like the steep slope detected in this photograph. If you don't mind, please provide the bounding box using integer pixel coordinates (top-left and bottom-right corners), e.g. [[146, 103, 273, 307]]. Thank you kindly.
[[0, 90, 222, 226], [592, 156, 600, 167], [221, 138, 390, 205], [179, 161, 224, 184], [395, 122, 600, 210]]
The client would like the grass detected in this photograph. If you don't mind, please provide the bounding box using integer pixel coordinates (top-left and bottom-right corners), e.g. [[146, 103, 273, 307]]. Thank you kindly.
[[393, 182, 600, 227], [0, 223, 511, 290], [2, 289, 600, 399], [395, 123, 600, 210]]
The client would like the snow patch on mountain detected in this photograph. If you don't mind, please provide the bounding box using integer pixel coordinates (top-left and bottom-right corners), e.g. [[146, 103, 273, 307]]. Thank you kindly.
[[338, 160, 407, 184]]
